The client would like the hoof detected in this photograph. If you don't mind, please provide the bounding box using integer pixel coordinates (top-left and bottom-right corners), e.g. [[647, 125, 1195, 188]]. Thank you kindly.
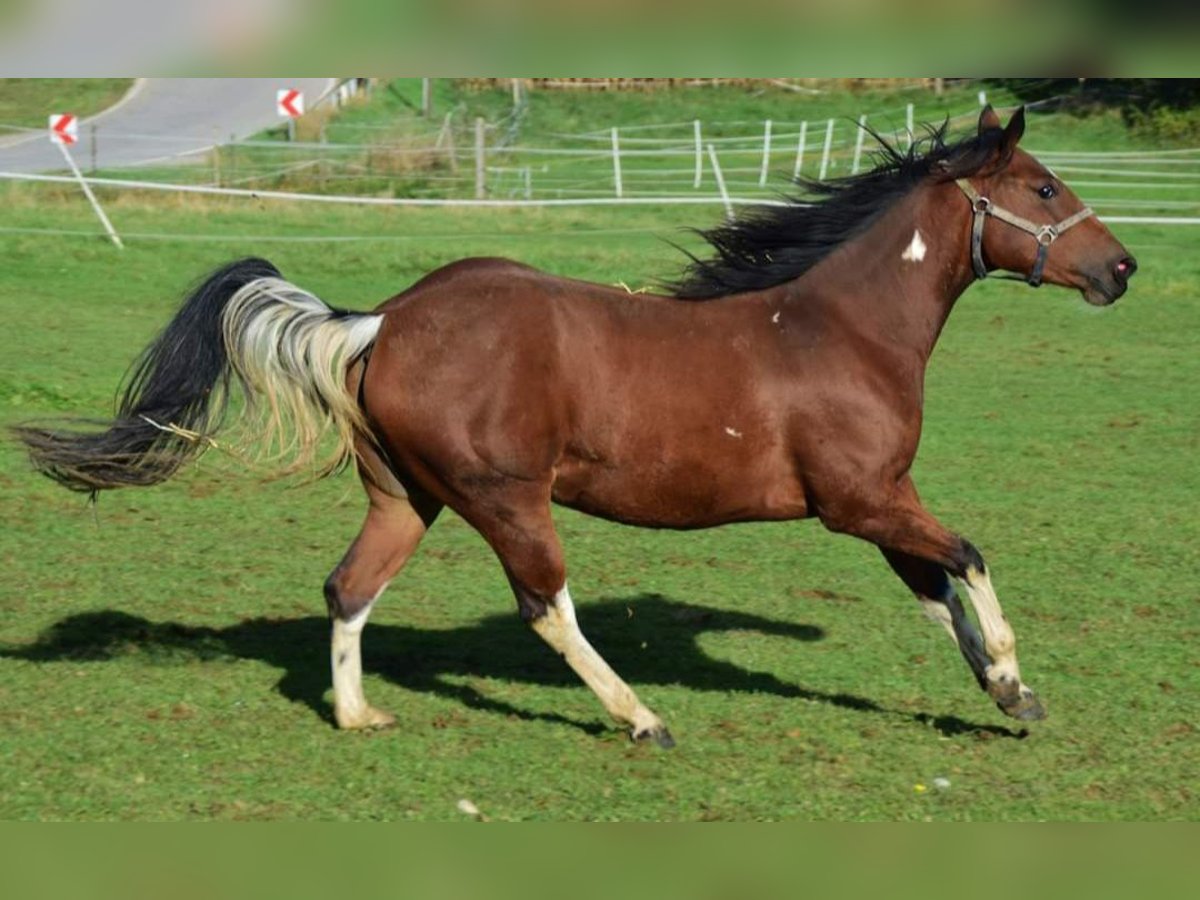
[[997, 689, 1046, 722], [632, 725, 676, 749], [336, 706, 396, 731]]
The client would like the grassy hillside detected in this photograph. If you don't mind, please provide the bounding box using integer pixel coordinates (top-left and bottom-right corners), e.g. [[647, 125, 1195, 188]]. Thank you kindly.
[[0, 79, 134, 134]]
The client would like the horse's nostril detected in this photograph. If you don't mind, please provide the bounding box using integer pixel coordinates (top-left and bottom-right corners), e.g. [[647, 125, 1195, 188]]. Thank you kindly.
[[1115, 256, 1137, 282]]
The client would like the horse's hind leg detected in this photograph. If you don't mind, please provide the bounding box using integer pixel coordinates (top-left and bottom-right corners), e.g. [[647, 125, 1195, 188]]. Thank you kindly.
[[325, 482, 441, 730], [881, 548, 990, 690], [474, 496, 673, 747]]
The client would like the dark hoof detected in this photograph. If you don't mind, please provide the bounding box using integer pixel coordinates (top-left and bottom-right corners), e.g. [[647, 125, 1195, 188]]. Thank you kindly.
[[633, 725, 676, 749], [998, 690, 1046, 722]]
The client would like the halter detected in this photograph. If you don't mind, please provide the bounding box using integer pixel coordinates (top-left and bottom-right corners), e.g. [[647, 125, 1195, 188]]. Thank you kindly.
[[955, 178, 1095, 287]]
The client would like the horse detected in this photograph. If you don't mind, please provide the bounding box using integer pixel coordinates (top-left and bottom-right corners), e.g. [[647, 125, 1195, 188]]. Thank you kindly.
[[15, 106, 1137, 747]]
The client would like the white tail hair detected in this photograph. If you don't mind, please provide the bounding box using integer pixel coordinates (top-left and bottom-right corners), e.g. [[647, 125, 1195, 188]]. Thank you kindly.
[[221, 277, 383, 476]]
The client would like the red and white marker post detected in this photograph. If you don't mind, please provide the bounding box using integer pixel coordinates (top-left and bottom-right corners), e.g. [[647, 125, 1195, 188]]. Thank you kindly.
[[49, 113, 78, 146], [48, 113, 123, 249], [277, 89, 304, 141]]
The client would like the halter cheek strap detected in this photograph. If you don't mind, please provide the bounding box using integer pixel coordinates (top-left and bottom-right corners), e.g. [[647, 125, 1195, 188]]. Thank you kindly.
[[955, 178, 1095, 287]]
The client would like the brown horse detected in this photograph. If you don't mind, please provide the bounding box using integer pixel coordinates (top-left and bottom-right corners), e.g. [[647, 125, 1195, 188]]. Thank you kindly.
[[16, 107, 1136, 746]]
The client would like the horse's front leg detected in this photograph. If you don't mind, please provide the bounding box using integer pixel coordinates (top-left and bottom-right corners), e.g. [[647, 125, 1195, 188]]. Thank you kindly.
[[822, 478, 1046, 721]]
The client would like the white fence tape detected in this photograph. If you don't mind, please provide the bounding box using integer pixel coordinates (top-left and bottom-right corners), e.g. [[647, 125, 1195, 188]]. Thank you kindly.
[[3, 169, 1199, 225]]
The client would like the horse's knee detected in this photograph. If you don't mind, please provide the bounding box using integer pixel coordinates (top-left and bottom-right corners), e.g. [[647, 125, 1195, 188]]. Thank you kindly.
[[953, 540, 987, 580]]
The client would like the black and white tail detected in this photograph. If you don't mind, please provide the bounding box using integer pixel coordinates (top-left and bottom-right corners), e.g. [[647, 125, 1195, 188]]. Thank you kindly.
[[14, 258, 382, 493]]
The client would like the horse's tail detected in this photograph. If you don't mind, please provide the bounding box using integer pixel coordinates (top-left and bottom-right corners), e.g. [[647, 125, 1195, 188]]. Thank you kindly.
[[13, 258, 383, 494]]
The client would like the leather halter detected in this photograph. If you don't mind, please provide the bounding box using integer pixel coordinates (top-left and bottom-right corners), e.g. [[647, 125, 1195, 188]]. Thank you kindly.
[[955, 178, 1095, 287]]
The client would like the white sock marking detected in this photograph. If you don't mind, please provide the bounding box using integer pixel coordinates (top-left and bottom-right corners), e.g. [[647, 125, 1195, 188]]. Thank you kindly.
[[533, 584, 661, 733], [331, 586, 391, 728], [959, 567, 1023, 688]]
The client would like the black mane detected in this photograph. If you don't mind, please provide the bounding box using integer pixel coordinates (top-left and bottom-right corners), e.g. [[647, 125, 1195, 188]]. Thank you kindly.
[[669, 121, 1009, 299]]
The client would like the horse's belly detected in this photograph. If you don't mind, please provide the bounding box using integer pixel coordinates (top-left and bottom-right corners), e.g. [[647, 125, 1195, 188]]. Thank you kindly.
[[551, 456, 807, 529]]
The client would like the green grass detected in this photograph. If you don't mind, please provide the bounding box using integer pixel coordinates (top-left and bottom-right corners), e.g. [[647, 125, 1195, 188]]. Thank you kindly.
[[0, 79, 134, 134], [1, 193, 1195, 821], [0, 87, 1197, 819]]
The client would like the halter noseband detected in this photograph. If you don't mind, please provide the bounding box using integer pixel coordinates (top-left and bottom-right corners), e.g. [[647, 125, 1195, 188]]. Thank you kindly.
[[955, 178, 1095, 287]]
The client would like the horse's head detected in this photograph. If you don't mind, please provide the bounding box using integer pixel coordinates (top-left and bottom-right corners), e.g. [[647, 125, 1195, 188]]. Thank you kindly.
[[954, 105, 1137, 305]]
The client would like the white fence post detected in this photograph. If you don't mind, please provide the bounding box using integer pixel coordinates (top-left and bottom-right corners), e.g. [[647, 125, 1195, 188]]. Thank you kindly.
[[523, 166, 532, 199], [905, 103, 914, 149], [852, 114, 867, 174], [978, 90, 988, 107], [611, 126, 623, 199], [422, 78, 433, 116], [793, 121, 807, 180], [693, 119, 703, 188], [474, 117, 485, 199], [56, 142, 122, 248], [436, 112, 458, 172], [758, 119, 773, 187], [706, 143, 733, 221], [818, 118, 834, 181]]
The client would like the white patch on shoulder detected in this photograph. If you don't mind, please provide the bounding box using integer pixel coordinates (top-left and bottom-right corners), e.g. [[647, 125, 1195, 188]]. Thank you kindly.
[[901, 228, 927, 263], [724, 426, 743, 438], [771, 311, 781, 324]]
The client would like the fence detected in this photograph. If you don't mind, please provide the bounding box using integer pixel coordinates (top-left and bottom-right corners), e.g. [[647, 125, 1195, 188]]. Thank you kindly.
[[3, 91, 1200, 227]]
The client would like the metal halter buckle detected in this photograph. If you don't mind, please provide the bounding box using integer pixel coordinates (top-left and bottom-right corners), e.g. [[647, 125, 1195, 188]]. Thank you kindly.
[[972, 196, 991, 214], [1036, 225, 1058, 246]]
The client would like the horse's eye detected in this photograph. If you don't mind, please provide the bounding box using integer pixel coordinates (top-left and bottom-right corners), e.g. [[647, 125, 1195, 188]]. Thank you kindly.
[[1038, 183, 1057, 200]]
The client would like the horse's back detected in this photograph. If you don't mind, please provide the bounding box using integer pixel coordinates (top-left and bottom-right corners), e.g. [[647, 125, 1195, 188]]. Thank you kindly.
[[371, 257, 545, 314]]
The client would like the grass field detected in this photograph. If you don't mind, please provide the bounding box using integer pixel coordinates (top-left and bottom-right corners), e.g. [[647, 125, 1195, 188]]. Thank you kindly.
[[0, 79, 134, 134], [1, 84, 1197, 821]]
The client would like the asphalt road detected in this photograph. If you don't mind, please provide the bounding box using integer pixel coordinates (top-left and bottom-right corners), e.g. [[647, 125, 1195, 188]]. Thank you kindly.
[[0, 78, 335, 174]]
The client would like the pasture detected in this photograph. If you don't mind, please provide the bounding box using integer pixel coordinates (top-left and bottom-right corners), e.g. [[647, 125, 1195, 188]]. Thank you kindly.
[[1, 85, 1197, 820]]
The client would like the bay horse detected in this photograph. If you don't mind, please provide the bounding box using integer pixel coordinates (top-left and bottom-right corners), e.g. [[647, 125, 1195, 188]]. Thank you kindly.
[[15, 107, 1137, 746]]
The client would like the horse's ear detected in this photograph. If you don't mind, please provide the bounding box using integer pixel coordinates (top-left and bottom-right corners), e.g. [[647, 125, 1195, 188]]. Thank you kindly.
[[1001, 106, 1027, 155], [978, 104, 1002, 133]]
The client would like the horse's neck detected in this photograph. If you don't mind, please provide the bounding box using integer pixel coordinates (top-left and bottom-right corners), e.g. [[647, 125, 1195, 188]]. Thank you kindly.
[[792, 181, 975, 363]]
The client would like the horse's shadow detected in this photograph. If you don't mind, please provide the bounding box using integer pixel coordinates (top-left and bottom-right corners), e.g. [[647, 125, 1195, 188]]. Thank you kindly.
[[0, 593, 1024, 739]]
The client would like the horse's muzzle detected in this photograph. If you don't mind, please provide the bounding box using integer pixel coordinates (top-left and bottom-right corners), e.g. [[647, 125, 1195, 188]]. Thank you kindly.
[[1083, 254, 1138, 306]]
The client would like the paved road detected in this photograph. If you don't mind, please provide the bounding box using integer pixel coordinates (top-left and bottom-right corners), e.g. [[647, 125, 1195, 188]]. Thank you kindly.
[[0, 78, 335, 174]]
